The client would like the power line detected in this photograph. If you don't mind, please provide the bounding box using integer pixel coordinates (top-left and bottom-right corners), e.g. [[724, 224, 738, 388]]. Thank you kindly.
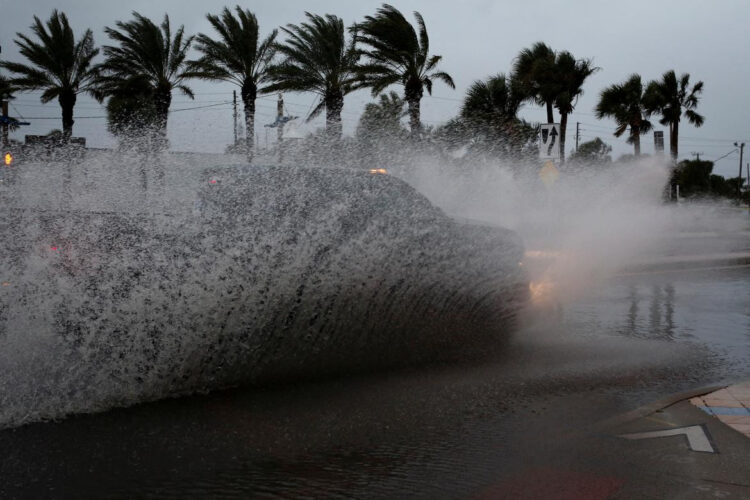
[[714, 148, 738, 162], [169, 101, 232, 113], [17, 101, 233, 119]]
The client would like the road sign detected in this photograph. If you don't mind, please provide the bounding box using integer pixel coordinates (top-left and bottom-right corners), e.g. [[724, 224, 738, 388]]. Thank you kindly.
[[539, 124, 560, 159], [654, 131, 664, 154], [618, 425, 715, 453]]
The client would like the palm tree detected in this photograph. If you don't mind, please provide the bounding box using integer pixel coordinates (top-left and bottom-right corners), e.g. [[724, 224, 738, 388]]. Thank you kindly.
[[355, 4, 455, 138], [356, 91, 407, 167], [0, 10, 99, 142], [1, 74, 16, 146], [460, 73, 536, 159], [644, 70, 704, 160], [96, 12, 194, 148], [265, 13, 358, 140], [356, 90, 406, 139], [104, 78, 156, 145], [187, 6, 277, 162], [0, 74, 14, 101], [512, 42, 557, 124], [595, 74, 652, 156], [461, 73, 524, 132], [552, 51, 598, 163]]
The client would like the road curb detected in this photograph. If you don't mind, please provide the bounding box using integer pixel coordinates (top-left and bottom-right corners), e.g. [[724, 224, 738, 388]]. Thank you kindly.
[[594, 385, 726, 432]]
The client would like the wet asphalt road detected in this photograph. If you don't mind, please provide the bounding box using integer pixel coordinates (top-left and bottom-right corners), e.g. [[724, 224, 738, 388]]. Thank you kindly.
[[1, 264, 749, 498]]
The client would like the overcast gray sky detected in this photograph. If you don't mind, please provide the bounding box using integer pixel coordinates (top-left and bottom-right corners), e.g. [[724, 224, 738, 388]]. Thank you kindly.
[[1, 0, 748, 176]]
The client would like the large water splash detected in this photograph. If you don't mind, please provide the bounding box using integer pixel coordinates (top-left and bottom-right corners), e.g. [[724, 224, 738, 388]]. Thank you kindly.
[[0, 152, 526, 428], [2, 138, 744, 429]]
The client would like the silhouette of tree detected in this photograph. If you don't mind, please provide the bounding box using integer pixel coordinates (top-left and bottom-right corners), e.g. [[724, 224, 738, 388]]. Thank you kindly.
[[1, 10, 99, 141], [644, 70, 704, 160], [355, 4, 454, 137], [266, 13, 358, 140], [188, 6, 277, 162], [595, 74, 652, 156], [97, 12, 194, 149]]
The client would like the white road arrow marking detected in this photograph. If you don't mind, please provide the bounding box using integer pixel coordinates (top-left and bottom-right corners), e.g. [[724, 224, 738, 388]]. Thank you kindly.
[[618, 425, 715, 453]]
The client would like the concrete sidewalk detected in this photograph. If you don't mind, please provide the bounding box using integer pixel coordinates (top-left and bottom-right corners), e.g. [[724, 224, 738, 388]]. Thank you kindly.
[[691, 382, 750, 439]]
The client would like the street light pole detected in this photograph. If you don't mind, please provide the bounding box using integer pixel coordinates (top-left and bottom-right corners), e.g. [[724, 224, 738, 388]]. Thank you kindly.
[[735, 142, 745, 198]]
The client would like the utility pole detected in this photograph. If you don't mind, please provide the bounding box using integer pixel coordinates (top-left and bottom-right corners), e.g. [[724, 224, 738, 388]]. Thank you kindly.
[[277, 94, 284, 145], [263, 94, 297, 163], [276, 94, 284, 163], [735, 142, 745, 198], [575, 122, 580, 152], [1, 100, 8, 148], [690, 151, 703, 161], [232, 90, 238, 149]]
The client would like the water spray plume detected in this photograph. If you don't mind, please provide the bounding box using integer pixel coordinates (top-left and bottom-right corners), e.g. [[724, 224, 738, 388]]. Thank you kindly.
[[1, 128, 745, 429]]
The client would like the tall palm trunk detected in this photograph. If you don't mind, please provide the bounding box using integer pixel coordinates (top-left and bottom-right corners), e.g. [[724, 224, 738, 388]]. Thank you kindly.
[[670, 120, 679, 160], [325, 90, 344, 140], [153, 86, 172, 150], [633, 126, 641, 156], [559, 111, 568, 164], [545, 101, 554, 124], [241, 82, 257, 163], [59, 90, 76, 143], [405, 80, 423, 138]]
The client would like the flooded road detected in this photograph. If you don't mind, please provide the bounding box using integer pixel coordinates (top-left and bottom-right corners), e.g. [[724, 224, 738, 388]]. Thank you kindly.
[[1, 265, 749, 498]]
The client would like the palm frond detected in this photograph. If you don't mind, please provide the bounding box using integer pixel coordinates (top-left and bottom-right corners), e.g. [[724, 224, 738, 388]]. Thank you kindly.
[[266, 11, 358, 124], [307, 98, 326, 121], [356, 1, 453, 130], [99, 12, 194, 97], [428, 71, 454, 90]]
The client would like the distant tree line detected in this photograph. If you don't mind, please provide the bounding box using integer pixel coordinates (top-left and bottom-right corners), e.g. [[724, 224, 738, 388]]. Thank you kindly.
[[0, 5, 705, 167], [671, 159, 746, 201]]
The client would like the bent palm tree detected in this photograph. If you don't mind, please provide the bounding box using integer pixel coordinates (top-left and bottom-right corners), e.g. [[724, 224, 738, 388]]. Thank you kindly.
[[355, 4, 455, 137], [265, 13, 358, 140], [97, 12, 194, 148], [512, 42, 557, 124], [187, 6, 277, 161], [553, 51, 598, 163], [461, 73, 524, 131], [460, 73, 535, 159], [644, 70, 704, 160], [595, 74, 652, 156], [0, 10, 99, 141]]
